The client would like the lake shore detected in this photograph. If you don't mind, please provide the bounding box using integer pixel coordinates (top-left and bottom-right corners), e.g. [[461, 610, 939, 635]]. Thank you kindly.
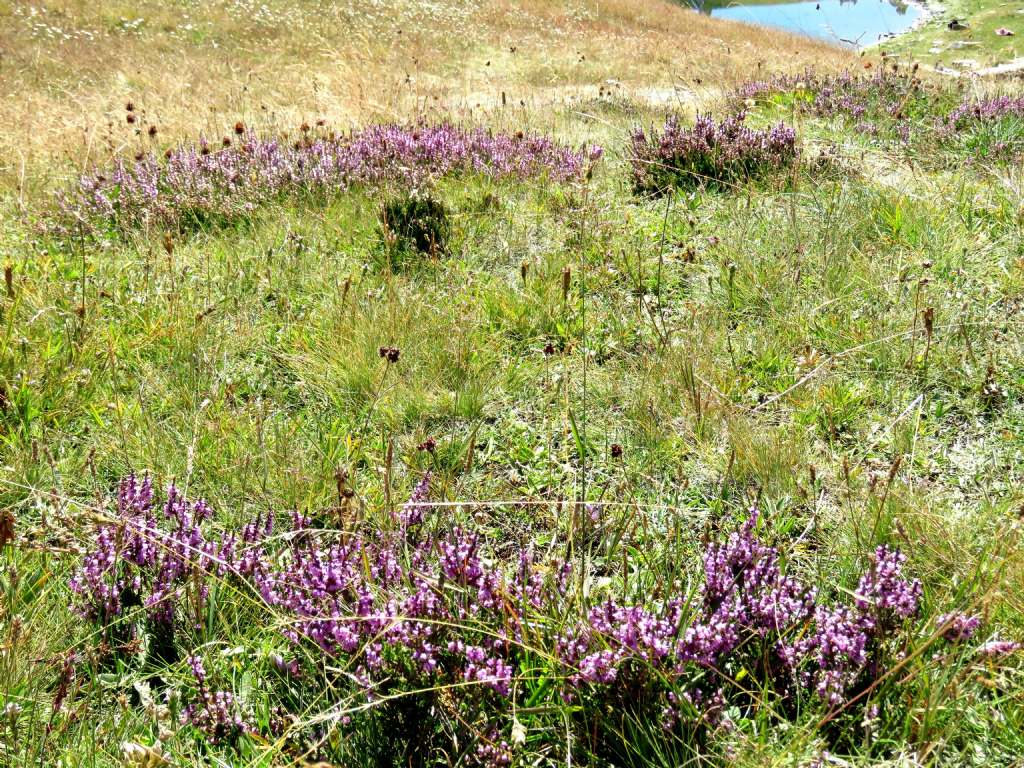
[[878, 0, 1024, 72]]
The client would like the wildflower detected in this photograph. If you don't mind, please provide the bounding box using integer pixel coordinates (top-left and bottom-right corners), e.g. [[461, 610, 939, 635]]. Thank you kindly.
[[936, 612, 981, 643], [399, 472, 432, 528], [378, 346, 400, 363], [629, 113, 797, 193], [978, 640, 1021, 657], [54, 123, 599, 237]]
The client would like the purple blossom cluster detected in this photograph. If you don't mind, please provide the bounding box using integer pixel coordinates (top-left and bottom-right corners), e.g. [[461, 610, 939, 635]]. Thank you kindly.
[[69, 474, 232, 637], [731, 69, 930, 144], [629, 113, 797, 194], [733, 69, 925, 119], [69, 478, 1018, 758], [54, 123, 601, 236], [182, 654, 251, 743], [936, 612, 981, 643], [779, 546, 922, 705], [945, 96, 1024, 130]]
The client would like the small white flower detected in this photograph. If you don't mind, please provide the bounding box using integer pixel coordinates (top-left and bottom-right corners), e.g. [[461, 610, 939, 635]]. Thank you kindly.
[[511, 716, 527, 746]]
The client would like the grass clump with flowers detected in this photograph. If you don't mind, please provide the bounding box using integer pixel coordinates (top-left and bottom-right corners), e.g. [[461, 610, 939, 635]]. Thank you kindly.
[[628, 114, 798, 194], [733, 67, 1024, 163], [64, 474, 1020, 765], [54, 123, 600, 239], [0, 22, 1023, 768]]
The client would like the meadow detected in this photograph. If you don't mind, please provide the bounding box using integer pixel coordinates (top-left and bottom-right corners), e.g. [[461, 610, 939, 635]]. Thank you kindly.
[[1, 1, 1023, 766]]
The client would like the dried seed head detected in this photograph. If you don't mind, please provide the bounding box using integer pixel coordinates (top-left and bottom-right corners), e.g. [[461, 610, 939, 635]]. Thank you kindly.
[[610, 443, 623, 459], [148, 125, 158, 137], [234, 121, 245, 135], [561, 266, 571, 299], [923, 307, 934, 335]]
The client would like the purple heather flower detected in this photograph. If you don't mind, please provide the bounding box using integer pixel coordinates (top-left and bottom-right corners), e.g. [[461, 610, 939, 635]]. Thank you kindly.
[[72, 477, 1003, 748], [398, 472, 432, 529], [977, 640, 1021, 657], [936, 612, 981, 643], [629, 112, 797, 193], [54, 124, 600, 236]]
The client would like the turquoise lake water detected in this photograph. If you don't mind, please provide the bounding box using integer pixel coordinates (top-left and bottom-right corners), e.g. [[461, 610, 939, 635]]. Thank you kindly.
[[690, 0, 922, 47]]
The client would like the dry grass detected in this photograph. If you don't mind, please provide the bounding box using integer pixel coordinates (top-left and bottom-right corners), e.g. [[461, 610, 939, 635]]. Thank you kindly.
[[0, 0, 853, 196]]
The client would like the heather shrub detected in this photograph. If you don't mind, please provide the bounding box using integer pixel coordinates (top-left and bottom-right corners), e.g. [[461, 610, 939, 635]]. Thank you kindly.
[[380, 194, 452, 259], [731, 68, 944, 143], [728, 69, 1024, 161], [628, 113, 798, 194], [52, 124, 600, 238], [67, 475, 1020, 764], [941, 96, 1024, 161]]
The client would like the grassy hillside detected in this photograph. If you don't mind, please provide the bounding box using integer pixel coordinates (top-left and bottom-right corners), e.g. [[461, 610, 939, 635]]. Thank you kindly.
[[880, 0, 1023, 71], [0, 0, 852, 193], [1, 2, 1023, 767]]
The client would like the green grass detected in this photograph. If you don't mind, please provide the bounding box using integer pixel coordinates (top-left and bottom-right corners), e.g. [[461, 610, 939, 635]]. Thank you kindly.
[[1, 72, 1023, 766], [880, 0, 1023, 70]]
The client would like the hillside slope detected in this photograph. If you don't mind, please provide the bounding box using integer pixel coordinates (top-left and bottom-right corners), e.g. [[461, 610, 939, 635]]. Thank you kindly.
[[0, 0, 852, 191]]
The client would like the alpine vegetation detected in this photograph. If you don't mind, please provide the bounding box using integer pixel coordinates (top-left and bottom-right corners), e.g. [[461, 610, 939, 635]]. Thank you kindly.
[[54, 123, 601, 237], [68, 476, 1018, 764], [4, 2, 1024, 765], [628, 113, 798, 194]]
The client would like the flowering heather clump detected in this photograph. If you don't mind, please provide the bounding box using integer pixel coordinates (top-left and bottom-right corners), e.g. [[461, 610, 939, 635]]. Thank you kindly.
[[734, 68, 930, 119], [54, 124, 600, 236], [936, 612, 981, 643], [68, 479, 1017, 761], [628, 113, 797, 194], [779, 546, 922, 705], [732, 68, 939, 145], [182, 655, 251, 744], [69, 474, 239, 655], [945, 96, 1024, 130]]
